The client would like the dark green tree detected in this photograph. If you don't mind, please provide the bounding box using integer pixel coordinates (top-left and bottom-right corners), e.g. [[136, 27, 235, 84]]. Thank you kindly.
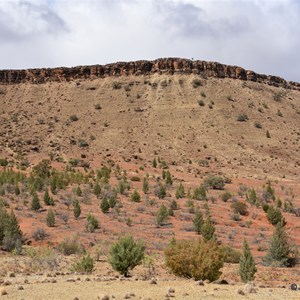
[[176, 183, 185, 199], [76, 186, 82, 197], [192, 185, 207, 200], [152, 158, 157, 168], [46, 209, 55, 227], [100, 198, 110, 213], [264, 220, 291, 267], [156, 204, 169, 226], [193, 209, 204, 235], [131, 190, 141, 202], [239, 239, 257, 282], [73, 198, 81, 219], [44, 189, 51, 205], [93, 182, 101, 198], [201, 216, 216, 241], [109, 235, 145, 276], [165, 171, 173, 185], [31, 193, 41, 211], [142, 177, 149, 194]]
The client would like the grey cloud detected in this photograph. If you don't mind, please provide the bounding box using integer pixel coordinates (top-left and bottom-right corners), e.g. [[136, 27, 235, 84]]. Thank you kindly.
[[0, 0, 67, 43], [156, 1, 250, 38]]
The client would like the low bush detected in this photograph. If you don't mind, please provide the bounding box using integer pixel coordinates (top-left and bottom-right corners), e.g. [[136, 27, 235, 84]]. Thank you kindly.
[[231, 201, 248, 216], [219, 245, 241, 263], [57, 237, 84, 256], [204, 176, 225, 190], [71, 253, 94, 273], [164, 239, 223, 281]]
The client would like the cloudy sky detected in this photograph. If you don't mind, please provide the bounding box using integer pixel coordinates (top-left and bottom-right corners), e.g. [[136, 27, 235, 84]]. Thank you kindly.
[[0, 0, 299, 82]]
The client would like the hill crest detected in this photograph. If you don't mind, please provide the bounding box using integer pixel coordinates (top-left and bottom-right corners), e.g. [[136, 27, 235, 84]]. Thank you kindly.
[[1, 58, 300, 90]]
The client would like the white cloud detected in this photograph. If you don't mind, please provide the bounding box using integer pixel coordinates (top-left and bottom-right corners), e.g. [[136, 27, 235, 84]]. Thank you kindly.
[[0, 0, 299, 82]]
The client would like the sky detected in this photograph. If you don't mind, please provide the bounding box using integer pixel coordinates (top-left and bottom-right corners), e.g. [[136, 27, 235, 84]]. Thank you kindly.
[[0, 0, 299, 82]]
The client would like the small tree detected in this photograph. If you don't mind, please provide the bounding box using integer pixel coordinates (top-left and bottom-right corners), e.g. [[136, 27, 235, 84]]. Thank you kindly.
[[100, 198, 110, 213], [266, 206, 285, 226], [31, 193, 41, 211], [156, 204, 169, 226], [176, 183, 185, 199], [109, 235, 145, 276], [165, 171, 173, 185], [75, 186, 82, 197], [93, 182, 101, 198], [44, 189, 51, 205], [131, 190, 141, 202], [73, 198, 81, 219], [86, 214, 99, 232], [192, 186, 207, 200], [152, 158, 157, 168], [264, 220, 292, 267], [46, 209, 55, 227], [201, 216, 216, 241], [72, 253, 94, 273], [143, 177, 149, 194], [154, 185, 166, 199], [239, 239, 257, 282], [193, 209, 204, 234]]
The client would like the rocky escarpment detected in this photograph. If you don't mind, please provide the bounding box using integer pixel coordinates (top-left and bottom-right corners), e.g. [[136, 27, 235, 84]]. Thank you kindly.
[[0, 58, 299, 90]]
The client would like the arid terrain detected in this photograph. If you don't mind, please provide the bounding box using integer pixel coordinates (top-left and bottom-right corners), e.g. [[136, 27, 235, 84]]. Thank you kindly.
[[0, 58, 300, 299]]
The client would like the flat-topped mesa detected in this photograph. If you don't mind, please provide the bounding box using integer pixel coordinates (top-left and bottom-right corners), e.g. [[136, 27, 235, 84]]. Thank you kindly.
[[0, 58, 299, 90]]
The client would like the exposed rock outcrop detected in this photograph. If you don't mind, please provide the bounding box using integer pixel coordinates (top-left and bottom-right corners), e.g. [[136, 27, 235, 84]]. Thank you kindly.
[[0, 58, 299, 90]]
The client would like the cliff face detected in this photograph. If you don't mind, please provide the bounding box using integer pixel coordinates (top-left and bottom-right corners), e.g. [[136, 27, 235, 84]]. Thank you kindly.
[[0, 58, 299, 90]]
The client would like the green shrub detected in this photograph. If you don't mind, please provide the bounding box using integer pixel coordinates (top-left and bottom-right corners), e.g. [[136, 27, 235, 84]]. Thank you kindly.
[[239, 240, 257, 282], [254, 121, 262, 129], [142, 177, 149, 194], [57, 237, 84, 256], [0, 207, 22, 252], [109, 235, 145, 276], [266, 206, 285, 226], [73, 198, 81, 219], [221, 191, 231, 202], [237, 113, 249, 122], [198, 99, 205, 106], [131, 190, 141, 202], [32, 159, 52, 179], [193, 210, 204, 234], [78, 139, 89, 148], [46, 209, 55, 227], [156, 204, 169, 226], [86, 214, 99, 232], [192, 79, 202, 88], [219, 245, 241, 263], [112, 82, 122, 89], [192, 186, 207, 201], [176, 183, 185, 199], [263, 221, 292, 267], [70, 115, 79, 122], [164, 239, 223, 281], [201, 216, 216, 241], [231, 201, 248, 216], [154, 185, 166, 199], [170, 200, 178, 210], [0, 158, 8, 167], [31, 193, 41, 211], [204, 176, 225, 190], [71, 253, 94, 273], [130, 176, 141, 182], [100, 198, 110, 213]]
